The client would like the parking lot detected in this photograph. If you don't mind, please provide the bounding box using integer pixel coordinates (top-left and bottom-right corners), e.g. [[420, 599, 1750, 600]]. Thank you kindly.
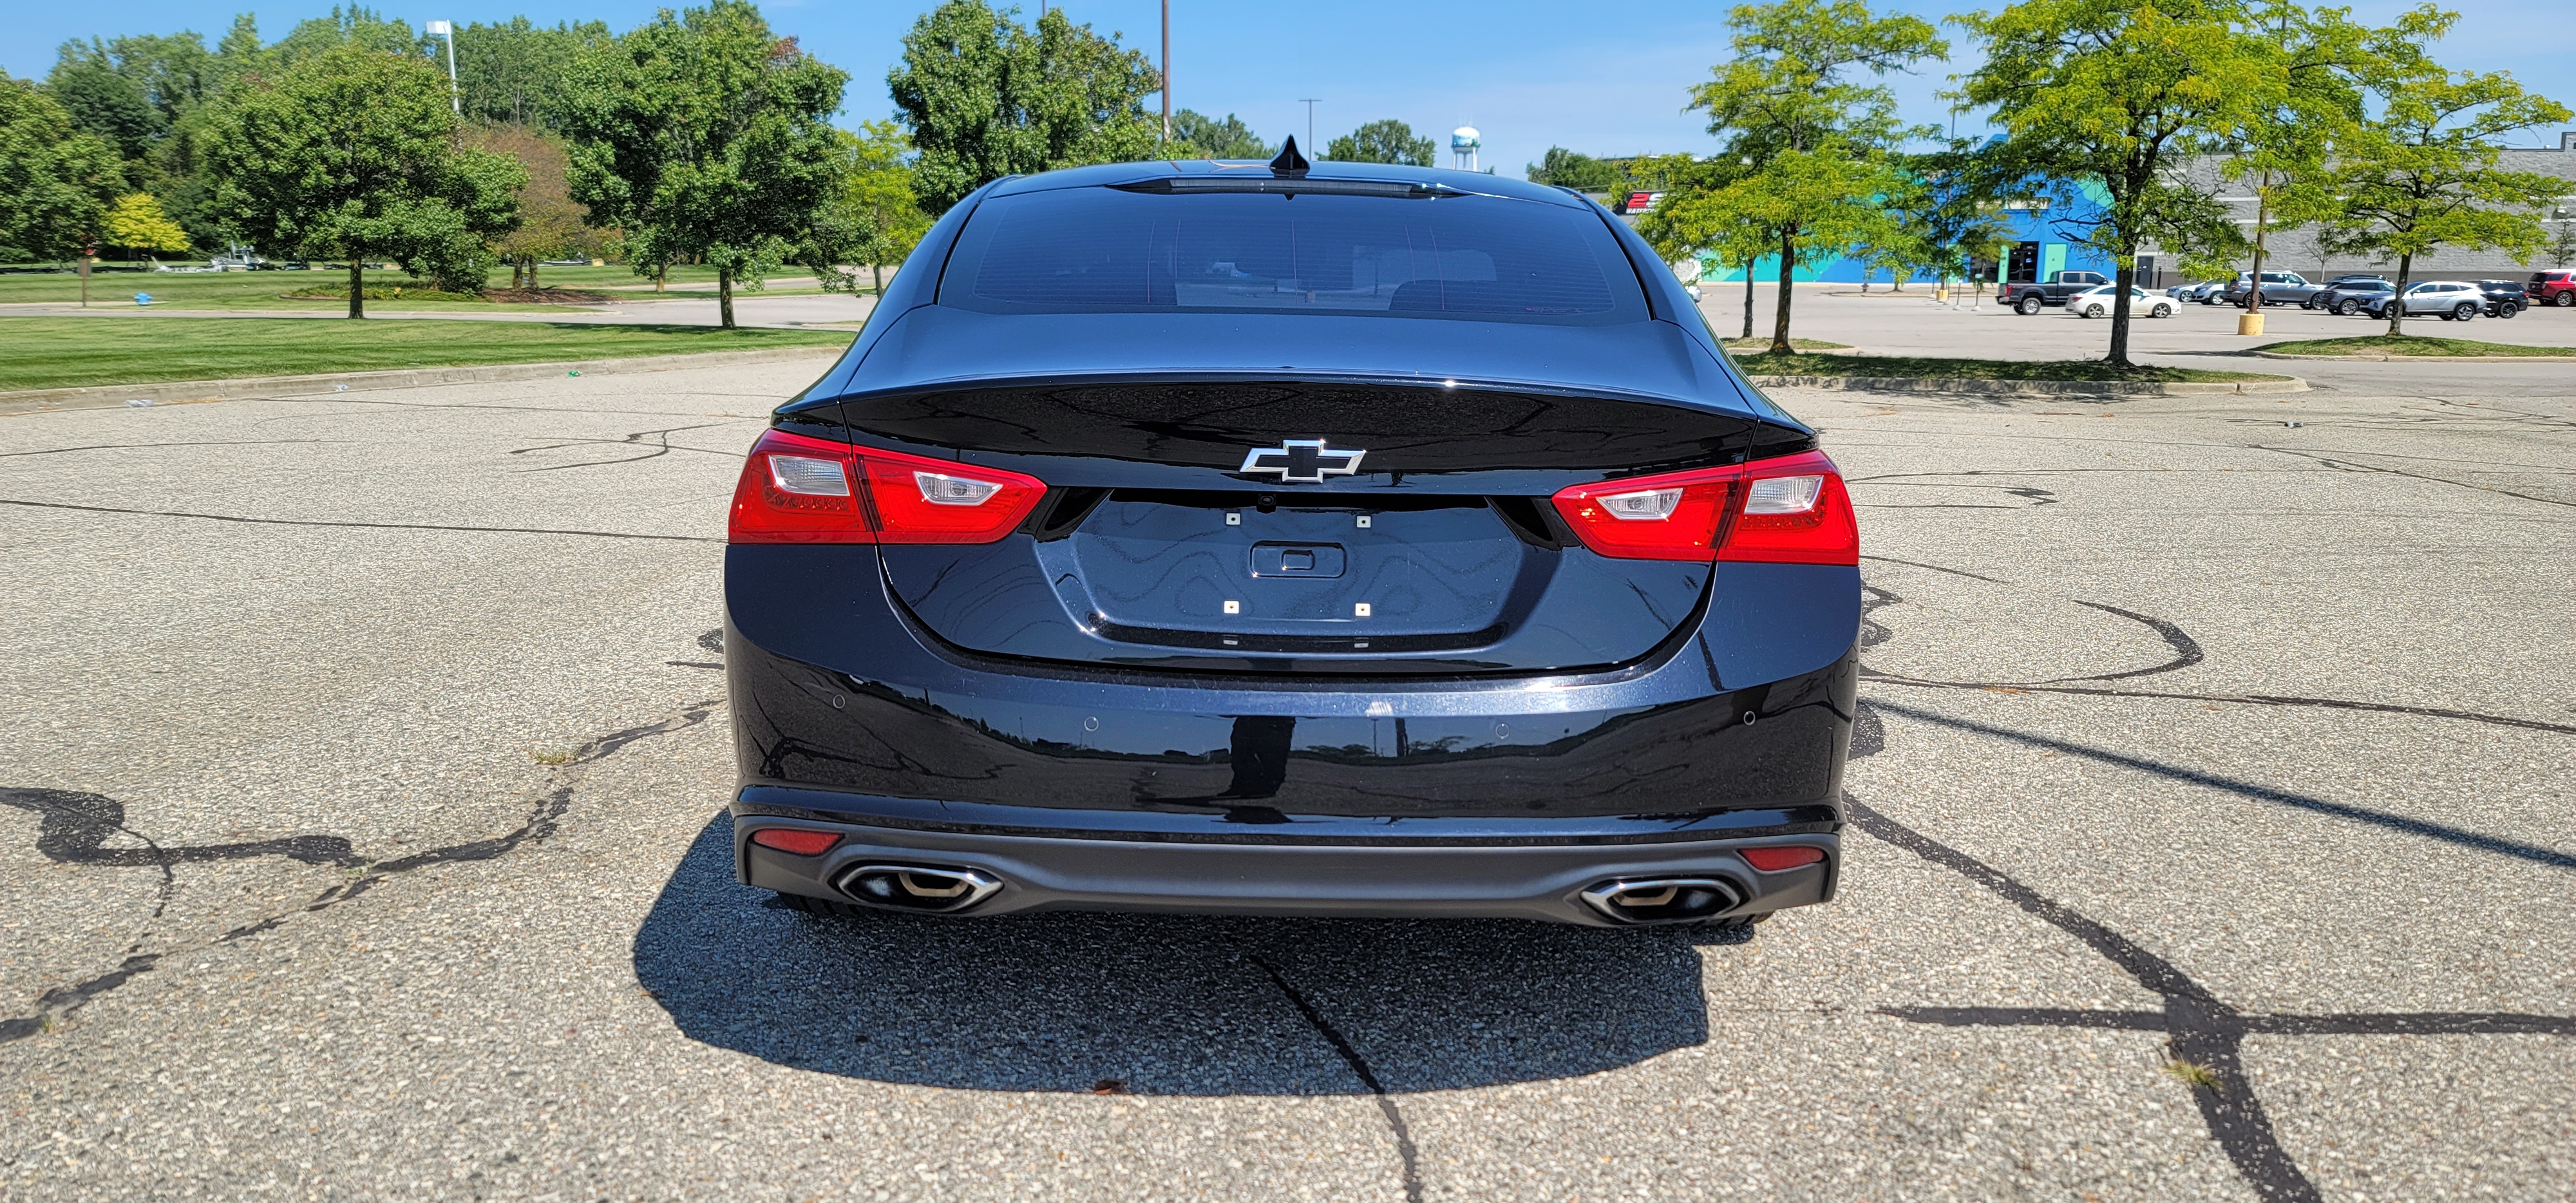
[[3, 303, 2572, 1200]]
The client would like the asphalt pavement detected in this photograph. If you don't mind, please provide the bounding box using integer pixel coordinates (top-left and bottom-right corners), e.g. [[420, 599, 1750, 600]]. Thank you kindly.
[[3, 320, 2571, 1200]]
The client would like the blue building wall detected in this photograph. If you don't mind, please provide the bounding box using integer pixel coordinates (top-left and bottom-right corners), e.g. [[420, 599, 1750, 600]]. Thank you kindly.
[[1686, 178, 2126, 285]]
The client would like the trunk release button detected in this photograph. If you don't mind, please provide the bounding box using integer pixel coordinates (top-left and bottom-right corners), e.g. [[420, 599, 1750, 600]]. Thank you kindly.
[[1250, 542, 1347, 578]]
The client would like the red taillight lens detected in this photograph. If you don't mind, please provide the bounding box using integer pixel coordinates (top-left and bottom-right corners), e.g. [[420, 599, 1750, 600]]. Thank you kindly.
[[1548, 449, 1857, 566], [726, 430, 1045, 546], [749, 828, 843, 855], [1717, 450, 1858, 567], [1548, 464, 1737, 561], [1741, 846, 1825, 872]]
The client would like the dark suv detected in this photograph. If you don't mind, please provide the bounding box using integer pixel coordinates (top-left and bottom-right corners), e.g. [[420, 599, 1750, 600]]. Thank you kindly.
[[2306, 275, 2390, 314], [723, 151, 1859, 929], [2533, 269, 2576, 307], [2474, 279, 2528, 317], [2220, 270, 2319, 307]]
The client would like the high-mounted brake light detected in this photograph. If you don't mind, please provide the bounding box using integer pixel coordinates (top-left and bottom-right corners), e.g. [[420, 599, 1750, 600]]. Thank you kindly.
[[728, 429, 1046, 545], [1548, 450, 1857, 565]]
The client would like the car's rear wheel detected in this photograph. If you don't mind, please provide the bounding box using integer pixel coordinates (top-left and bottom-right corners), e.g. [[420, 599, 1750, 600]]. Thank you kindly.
[[2494, 301, 2519, 319], [2556, 291, 2574, 307], [2081, 304, 2103, 317], [2334, 299, 2358, 316], [2017, 294, 2043, 315]]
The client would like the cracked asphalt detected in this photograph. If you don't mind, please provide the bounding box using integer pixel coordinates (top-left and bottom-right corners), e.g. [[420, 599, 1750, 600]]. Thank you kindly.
[[3, 322, 2571, 1200]]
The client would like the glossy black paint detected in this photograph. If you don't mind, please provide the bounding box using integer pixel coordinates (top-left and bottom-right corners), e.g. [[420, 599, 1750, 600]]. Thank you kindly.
[[726, 544, 1857, 823], [728, 159, 1859, 920]]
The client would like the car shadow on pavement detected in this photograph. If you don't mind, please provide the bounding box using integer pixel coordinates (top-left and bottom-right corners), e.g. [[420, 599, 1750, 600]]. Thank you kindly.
[[632, 813, 1718, 1095]]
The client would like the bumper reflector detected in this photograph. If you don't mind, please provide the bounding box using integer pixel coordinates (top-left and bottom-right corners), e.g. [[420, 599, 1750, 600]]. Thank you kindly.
[[1741, 846, 1825, 872], [750, 828, 844, 856]]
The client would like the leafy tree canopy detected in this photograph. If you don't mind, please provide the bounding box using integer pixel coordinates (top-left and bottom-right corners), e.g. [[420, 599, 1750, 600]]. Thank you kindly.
[[888, 0, 1160, 215], [1170, 109, 1267, 159], [202, 44, 524, 314], [1690, 0, 1944, 352], [472, 123, 598, 286], [807, 120, 933, 296], [1526, 147, 1624, 193], [104, 192, 194, 255], [1324, 118, 1435, 166], [0, 77, 126, 262], [561, 0, 849, 327], [2297, 10, 2571, 333], [455, 17, 615, 129]]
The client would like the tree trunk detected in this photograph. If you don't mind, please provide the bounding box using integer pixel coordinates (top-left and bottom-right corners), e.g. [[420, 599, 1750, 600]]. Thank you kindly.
[[1769, 227, 1797, 355], [348, 260, 365, 319], [2246, 170, 2270, 314], [529, 257, 540, 291], [2108, 258, 2136, 368], [2386, 252, 2411, 337], [656, 266, 666, 294], [717, 265, 735, 329], [510, 260, 524, 289], [1740, 259, 1755, 339], [870, 262, 884, 296]]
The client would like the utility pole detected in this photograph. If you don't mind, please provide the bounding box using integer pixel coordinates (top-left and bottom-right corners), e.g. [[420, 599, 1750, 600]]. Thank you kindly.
[[1160, 1, 1171, 144], [1301, 99, 1321, 157], [425, 20, 459, 115]]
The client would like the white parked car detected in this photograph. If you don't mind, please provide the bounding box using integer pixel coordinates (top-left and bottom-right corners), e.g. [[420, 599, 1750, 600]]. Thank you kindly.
[[2374, 280, 2486, 321], [2070, 284, 2175, 318]]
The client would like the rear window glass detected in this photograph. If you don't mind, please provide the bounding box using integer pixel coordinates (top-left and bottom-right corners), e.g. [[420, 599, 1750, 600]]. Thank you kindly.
[[940, 185, 1645, 326]]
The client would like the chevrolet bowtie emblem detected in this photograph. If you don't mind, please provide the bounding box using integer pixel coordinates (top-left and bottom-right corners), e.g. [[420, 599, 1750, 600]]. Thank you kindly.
[[1238, 439, 1366, 483]]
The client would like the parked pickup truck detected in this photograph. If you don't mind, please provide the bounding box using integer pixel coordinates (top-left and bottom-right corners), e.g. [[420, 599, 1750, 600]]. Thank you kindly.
[[2005, 270, 2110, 314]]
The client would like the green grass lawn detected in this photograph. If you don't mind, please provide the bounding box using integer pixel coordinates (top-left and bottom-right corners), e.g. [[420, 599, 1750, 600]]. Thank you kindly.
[[0, 317, 853, 392], [1722, 337, 1852, 352], [0, 263, 840, 309], [1728, 351, 2289, 383], [2253, 334, 2576, 357]]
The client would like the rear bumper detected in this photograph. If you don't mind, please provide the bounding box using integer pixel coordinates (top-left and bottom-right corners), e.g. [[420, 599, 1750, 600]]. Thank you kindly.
[[724, 543, 1858, 922], [734, 790, 1838, 925]]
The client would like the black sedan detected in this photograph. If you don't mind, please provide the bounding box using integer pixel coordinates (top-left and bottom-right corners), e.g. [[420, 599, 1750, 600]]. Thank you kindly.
[[723, 146, 1859, 929]]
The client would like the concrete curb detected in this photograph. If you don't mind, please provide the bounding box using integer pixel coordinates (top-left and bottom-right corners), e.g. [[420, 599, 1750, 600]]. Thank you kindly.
[[2248, 350, 2576, 363], [1745, 374, 2308, 395], [0, 345, 846, 416]]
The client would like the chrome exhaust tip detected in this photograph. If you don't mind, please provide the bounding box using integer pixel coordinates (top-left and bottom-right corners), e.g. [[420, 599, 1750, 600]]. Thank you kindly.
[[833, 864, 1004, 914], [1579, 876, 1742, 925]]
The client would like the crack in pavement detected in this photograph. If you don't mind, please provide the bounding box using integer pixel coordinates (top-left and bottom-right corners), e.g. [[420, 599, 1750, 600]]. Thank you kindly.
[[0, 698, 721, 1044], [0, 497, 723, 542], [1248, 955, 1425, 1203], [2253, 445, 2576, 509], [506, 421, 742, 472]]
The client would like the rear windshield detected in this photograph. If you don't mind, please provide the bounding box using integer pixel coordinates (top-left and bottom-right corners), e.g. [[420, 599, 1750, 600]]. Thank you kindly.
[[940, 185, 1647, 326]]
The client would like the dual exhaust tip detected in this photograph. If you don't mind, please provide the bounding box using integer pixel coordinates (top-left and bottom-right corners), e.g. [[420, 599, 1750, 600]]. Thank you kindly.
[[1578, 876, 1743, 925], [822, 862, 1743, 925], [833, 864, 1003, 914]]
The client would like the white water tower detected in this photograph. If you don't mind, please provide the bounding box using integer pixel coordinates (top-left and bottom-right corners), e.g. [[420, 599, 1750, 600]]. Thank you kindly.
[[1452, 126, 1481, 172]]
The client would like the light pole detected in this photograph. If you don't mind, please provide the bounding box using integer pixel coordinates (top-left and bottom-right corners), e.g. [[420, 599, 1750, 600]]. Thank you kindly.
[[1160, 1, 1171, 145], [1300, 99, 1321, 157], [424, 20, 459, 115]]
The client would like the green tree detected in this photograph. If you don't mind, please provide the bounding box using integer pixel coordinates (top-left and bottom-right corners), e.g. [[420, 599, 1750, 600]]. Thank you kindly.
[[806, 121, 932, 297], [2548, 218, 2576, 271], [202, 45, 524, 316], [269, 6, 437, 68], [1955, 0, 2304, 366], [48, 43, 166, 162], [1693, 0, 1944, 353], [1169, 109, 1267, 158], [2297, 14, 2572, 334], [0, 78, 126, 263], [455, 17, 614, 129], [1527, 146, 1625, 193], [1632, 153, 1772, 339], [102, 192, 193, 258], [888, 0, 1160, 215], [473, 123, 595, 289], [1324, 118, 1435, 166], [561, 0, 849, 328]]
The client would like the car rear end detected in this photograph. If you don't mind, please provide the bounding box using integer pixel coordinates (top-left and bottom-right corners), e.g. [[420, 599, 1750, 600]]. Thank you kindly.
[[723, 162, 1860, 928], [2533, 270, 2575, 306]]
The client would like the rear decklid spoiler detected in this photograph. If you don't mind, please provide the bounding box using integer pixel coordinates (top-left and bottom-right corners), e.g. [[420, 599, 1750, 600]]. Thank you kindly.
[[789, 305, 1777, 424]]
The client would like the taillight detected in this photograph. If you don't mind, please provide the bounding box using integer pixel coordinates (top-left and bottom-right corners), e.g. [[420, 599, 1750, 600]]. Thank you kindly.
[[1548, 449, 1857, 566], [727, 429, 1045, 545]]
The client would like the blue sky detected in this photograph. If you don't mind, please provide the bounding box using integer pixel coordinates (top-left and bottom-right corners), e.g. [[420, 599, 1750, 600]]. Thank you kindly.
[[12, 0, 2572, 173]]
